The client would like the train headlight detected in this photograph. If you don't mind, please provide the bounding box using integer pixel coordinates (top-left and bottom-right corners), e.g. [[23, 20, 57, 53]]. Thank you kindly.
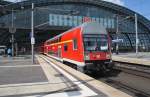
[[106, 54, 111, 59], [85, 54, 90, 60]]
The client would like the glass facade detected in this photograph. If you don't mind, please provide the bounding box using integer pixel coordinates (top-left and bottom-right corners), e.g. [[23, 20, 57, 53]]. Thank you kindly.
[[111, 33, 131, 49], [0, 3, 149, 51], [49, 14, 115, 28]]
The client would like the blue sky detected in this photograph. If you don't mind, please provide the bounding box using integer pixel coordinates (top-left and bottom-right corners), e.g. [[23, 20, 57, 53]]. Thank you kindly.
[[6, 0, 150, 20], [103, 0, 150, 20], [124, 0, 150, 20]]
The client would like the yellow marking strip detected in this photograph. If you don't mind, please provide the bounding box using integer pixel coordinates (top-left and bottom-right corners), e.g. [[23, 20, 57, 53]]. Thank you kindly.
[[46, 40, 73, 46]]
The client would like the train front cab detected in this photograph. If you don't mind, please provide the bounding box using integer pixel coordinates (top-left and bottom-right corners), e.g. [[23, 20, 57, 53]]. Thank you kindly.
[[83, 34, 112, 73], [81, 22, 113, 73]]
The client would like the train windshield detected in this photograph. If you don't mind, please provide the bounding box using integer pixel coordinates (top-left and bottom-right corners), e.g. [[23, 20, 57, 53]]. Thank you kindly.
[[84, 34, 108, 51]]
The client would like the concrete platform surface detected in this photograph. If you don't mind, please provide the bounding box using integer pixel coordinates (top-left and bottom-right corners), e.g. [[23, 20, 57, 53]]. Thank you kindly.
[[0, 55, 132, 97], [112, 52, 150, 66], [0, 55, 77, 97]]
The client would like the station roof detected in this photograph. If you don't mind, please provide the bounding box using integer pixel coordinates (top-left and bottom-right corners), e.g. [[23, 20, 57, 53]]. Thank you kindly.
[[0, 0, 150, 49], [1, 0, 149, 31], [0, 0, 11, 5]]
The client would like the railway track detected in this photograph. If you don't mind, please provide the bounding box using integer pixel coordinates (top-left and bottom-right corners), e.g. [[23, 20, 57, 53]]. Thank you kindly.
[[101, 77, 150, 97], [114, 61, 150, 79], [95, 62, 150, 97]]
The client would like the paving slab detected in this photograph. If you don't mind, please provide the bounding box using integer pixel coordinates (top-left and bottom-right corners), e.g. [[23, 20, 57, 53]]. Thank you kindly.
[[0, 55, 78, 97], [0, 56, 47, 85], [0, 66, 47, 85], [112, 52, 150, 66]]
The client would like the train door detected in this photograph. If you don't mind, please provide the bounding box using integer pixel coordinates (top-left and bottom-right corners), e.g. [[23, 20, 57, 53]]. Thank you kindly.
[[58, 46, 61, 58]]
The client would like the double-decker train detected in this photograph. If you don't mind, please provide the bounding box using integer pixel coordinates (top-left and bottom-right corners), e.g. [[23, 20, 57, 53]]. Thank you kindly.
[[43, 22, 113, 73]]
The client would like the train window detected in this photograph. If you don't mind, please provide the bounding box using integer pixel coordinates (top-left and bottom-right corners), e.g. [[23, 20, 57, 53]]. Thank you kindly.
[[73, 39, 77, 50], [64, 44, 68, 51], [84, 35, 108, 51]]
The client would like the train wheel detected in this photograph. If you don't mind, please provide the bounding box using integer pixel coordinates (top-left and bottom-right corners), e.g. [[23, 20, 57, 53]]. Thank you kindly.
[[73, 65, 77, 70], [77, 66, 85, 73], [107, 62, 114, 69], [99, 64, 110, 75]]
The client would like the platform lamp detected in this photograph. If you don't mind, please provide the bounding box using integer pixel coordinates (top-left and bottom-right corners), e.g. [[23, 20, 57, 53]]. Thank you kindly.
[[116, 15, 119, 55], [31, 3, 35, 64], [9, 9, 16, 57], [135, 14, 138, 55]]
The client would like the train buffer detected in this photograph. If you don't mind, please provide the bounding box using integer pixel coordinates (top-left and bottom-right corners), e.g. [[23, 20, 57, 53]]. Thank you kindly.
[[0, 54, 131, 97], [112, 52, 150, 66]]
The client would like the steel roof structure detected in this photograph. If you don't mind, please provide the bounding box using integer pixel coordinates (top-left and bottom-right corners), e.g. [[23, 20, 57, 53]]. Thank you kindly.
[[2, 0, 149, 30], [0, 0, 150, 52]]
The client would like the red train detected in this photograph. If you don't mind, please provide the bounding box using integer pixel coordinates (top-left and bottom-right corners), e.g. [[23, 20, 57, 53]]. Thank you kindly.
[[43, 22, 113, 73]]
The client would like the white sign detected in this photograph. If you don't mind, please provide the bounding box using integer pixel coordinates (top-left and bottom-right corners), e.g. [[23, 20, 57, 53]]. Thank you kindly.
[[112, 39, 123, 43], [31, 37, 35, 44]]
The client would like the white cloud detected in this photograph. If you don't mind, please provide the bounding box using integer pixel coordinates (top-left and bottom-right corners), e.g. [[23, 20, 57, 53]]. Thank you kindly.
[[102, 0, 124, 6]]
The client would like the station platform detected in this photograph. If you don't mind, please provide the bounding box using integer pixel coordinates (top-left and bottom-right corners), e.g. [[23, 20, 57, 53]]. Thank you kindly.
[[0, 55, 131, 97], [112, 52, 150, 66]]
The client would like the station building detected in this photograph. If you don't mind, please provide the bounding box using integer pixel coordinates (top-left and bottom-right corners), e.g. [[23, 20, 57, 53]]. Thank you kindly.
[[0, 0, 150, 52]]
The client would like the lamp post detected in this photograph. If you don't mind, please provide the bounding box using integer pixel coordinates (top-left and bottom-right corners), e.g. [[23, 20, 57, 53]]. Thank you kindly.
[[31, 3, 35, 64], [9, 9, 16, 57], [116, 15, 119, 54], [12, 9, 14, 57], [135, 13, 138, 55]]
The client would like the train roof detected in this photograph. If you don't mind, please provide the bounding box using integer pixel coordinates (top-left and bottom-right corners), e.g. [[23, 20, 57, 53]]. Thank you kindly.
[[47, 22, 107, 42], [82, 22, 107, 35]]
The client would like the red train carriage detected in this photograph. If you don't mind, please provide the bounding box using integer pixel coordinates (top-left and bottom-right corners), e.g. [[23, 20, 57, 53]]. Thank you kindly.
[[44, 22, 113, 73], [38, 43, 45, 54]]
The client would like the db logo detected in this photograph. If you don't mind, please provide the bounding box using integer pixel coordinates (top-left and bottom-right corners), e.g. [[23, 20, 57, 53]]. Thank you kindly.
[[83, 17, 91, 22], [96, 55, 100, 58]]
